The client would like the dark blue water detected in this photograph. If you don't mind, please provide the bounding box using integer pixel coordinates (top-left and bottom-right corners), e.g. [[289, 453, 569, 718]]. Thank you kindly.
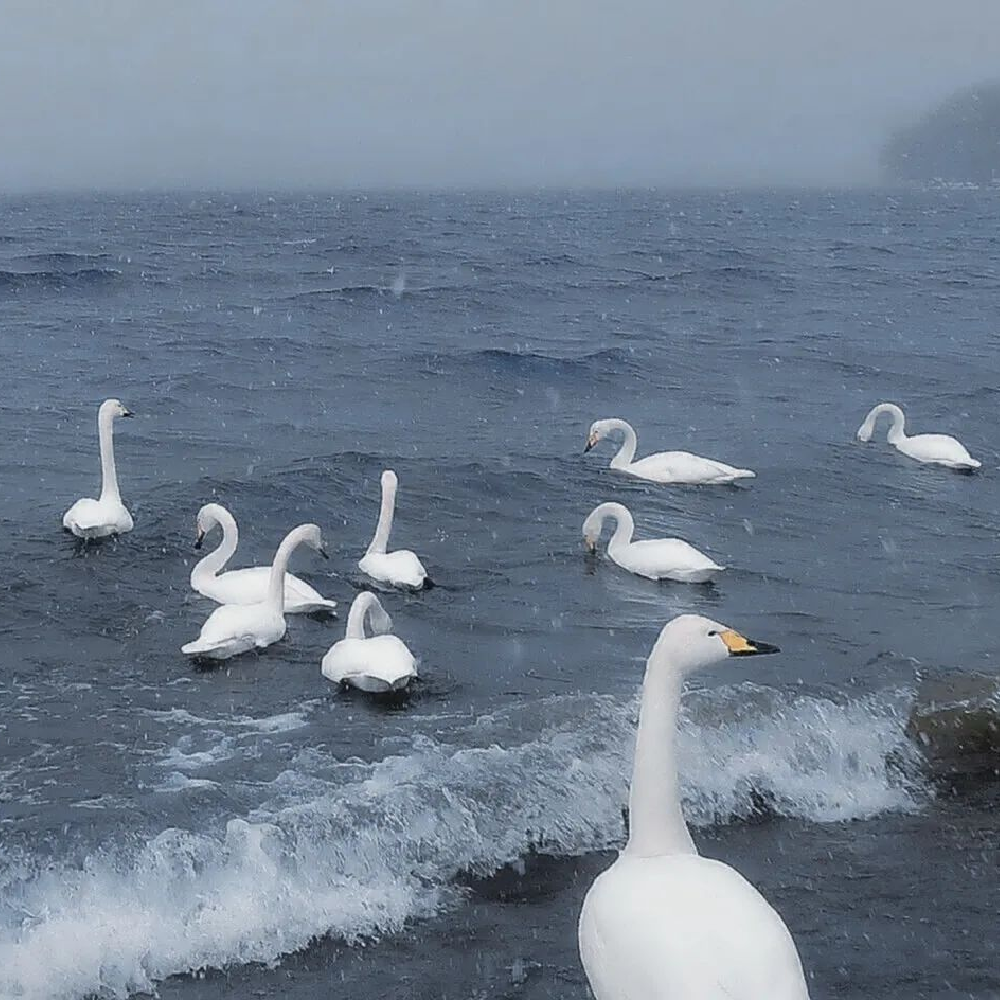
[[1, 190, 998, 999]]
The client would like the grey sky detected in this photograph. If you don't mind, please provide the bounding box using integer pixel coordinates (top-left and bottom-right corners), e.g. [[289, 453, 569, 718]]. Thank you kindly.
[[1, 0, 998, 190]]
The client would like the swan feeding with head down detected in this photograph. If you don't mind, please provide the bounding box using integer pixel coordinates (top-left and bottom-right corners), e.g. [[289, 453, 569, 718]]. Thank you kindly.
[[584, 418, 755, 485], [321, 591, 417, 694], [358, 470, 431, 590], [578, 614, 810, 1000], [583, 502, 723, 583], [190, 503, 337, 614], [856, 403, 980, 471], [181, 523, 328, 661], [62, 398, 135, 538]]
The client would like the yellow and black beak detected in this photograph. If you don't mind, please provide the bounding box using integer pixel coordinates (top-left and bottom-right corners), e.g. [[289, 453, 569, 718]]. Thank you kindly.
[[194, 529, 205, 550], [719, 629, 779, 657], [121, 407, 134, 418], [583, 536, 597, 553], [583, 433, 598, 453]]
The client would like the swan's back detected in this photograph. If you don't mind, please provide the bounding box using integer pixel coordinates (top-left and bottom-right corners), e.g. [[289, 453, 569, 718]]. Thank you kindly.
[[902, 432, 981, 468], [615, 538, 723, 582], [579, 854, 809, 1000], [359, 549, 428, 588], [181, 601, 285, 659], [197, 567, 335, 612], [627, 450, 755, 485], [322, 635, 416, 692]]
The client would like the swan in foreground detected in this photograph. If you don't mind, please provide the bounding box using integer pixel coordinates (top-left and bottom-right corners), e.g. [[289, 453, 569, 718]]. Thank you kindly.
[[578, 614, 809, 1000], [190, 503, 337, 614], [585, 418, 755, 485], [321, 592, 417, 693], [62, 398, 134, 538], [583, 502, 723, 583], [182, 523, 328, 661], [856, 403, 980, 470], [358, 470, 431, 590]]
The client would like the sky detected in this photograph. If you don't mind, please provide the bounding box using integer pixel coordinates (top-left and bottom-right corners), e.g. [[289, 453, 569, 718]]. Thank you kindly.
[[1, 0, 998, 191]]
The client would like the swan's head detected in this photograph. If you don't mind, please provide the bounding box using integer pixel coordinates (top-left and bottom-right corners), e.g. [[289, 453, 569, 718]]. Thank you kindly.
[[582, 502, 626, 552], [652, 614, 779, 676], [381, 469, 398, 491], [298, 523, 329, 559], [100, 398, 133, 420], [194, 503, 230, 548], [584, 419, 615, 452]]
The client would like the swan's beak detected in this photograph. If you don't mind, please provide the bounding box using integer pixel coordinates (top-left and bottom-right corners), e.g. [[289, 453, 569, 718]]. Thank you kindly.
[[583, 536, 597, 553], [121, 408, 134, 418], [583, 433, 598, 453], [318, 544, 329, 559], [194, 530, 205, 550], [720, 629, 779, 657]]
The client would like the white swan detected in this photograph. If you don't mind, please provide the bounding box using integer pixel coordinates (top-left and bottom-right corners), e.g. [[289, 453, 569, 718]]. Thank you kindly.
[[62, 398, 134, 538], [321, 592, 417, 694], [585, 418, 755, 485], [181, 523, 328, 661], [190, 503, 337, 614], [578, 614, 809, 1000], [358, 470, 431, 590], [856, 402, 980, 470], [583, 502, 723, 583]]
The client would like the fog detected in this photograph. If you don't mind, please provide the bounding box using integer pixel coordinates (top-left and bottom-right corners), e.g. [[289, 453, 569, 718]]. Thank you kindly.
[[1, 0, 998, 191]]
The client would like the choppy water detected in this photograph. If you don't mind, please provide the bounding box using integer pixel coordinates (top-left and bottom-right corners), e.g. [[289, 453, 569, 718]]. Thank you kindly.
[[1, 190, 998, 1000]]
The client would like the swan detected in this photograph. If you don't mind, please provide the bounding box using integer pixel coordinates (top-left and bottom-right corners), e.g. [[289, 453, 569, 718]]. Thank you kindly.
[[321, 592, 417, 693], [190, 503, 337, 614], [358, 470, 431, 590], [856, 403, 980, 470], [583, 502, 723, 583], [584, 418, 755, 485], [578, 614, 809, 1000], [181, 523, 328, 661], [62, 398, 134, 538]]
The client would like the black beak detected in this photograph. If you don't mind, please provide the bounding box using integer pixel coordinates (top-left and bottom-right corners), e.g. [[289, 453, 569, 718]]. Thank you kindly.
[[583, 441, 594, 453], [730, 639, 780, 657], [194, 531, 205, 550], [122, 409, 134, 418], [318, 545, 329, 559]]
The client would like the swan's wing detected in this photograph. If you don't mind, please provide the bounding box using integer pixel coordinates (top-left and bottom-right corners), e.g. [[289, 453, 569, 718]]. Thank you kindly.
[[623, 539, 722, 577], [203, 569, 337, 612], [360, 550, 428, 589], [322, 636, 416, 690], [63, 498, 132, 536], [628, 451, 754, 484], [282, 572, 337, 612], [579, 856, 809, 1000], [63, 498, 101, 530], [906, 433, 980, 467]]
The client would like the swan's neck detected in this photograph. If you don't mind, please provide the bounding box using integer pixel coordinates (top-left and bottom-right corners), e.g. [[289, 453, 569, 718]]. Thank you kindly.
[[625, 647, 696, 858], [608, 419, 638, 469], [366, 480, 396, 555], [346, 593, 380, 639], [97, 409, 121, 503], [605, 506, 635, 555], [873, 404, 907, 444], [191, 512, 238, 585], [267, 527, 306, 612]]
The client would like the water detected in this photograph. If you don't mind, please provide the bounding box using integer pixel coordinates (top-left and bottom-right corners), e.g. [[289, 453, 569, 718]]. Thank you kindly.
[[1, 189, 998, 999]]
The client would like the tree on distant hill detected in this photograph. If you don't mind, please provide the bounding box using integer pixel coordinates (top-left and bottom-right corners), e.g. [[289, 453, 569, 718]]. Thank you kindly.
[[882, 82, 1000, 183]]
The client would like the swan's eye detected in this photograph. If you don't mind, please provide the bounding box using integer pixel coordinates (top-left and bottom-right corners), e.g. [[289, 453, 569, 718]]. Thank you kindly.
[[707, 630, 719, 637]]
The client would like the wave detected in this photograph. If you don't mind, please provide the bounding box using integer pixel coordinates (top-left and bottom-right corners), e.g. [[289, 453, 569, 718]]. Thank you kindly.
[[0, 685, 922, 1000], [0, 267, 121, 292]]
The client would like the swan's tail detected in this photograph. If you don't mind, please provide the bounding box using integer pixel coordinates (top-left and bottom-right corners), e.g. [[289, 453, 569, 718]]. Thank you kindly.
[[732, 468, 756, 480], [293, 598, 339, 615], [181, 636, 251, 660]]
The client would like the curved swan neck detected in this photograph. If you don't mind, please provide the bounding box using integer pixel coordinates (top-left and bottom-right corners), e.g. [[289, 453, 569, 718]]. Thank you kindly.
[[868, 403, 907, 443], [625, 638, 696, 858], [597, 503, 635, 553], [191, 507, 238, 585], [607, 419, 638, 468], [97, 405, 121, 503], [346, 592, 383, 639], [366, 474, 396, 555], [267, 526, 309, 612]]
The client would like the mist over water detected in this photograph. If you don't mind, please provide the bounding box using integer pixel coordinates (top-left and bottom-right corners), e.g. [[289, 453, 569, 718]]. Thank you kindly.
[[1, 1, 999, 191]]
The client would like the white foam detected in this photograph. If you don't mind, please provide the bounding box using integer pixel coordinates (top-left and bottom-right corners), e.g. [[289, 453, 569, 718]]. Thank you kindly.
[[0, 686, 924, 1000]]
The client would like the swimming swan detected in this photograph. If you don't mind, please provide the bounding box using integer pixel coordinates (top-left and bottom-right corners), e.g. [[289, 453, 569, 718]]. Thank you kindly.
[[583, 502, 723, 583], [321, 591, 417, 693], [181, 523, 328, 661], [578, 614, 810, 1000], [62, 398, 134, 538], [358, 470, 431, 590], [856, 403, 980, 470], [585, 418, 755, 485], [190, 503, 337, 614]]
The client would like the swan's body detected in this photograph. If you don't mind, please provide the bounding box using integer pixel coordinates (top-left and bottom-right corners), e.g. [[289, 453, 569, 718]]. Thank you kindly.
[[358, 470, 430, 590], [182, 524, 327, 661], [578, 614, 809, 1000], [190, 504, 336, 614], [62, 398, 134, 538], [856, 403, 980, 470], [585, 418, 755, 485], [583, 502, 723, 583], [322, 592, 417, 693]]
